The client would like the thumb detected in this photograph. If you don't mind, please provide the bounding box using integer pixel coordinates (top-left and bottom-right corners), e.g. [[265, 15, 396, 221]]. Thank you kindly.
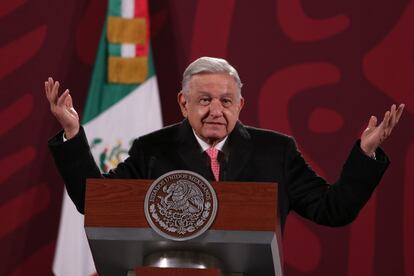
[[69, 106, 78, 117], [65, 94, 78, 118], [65, 93, 73, 108]]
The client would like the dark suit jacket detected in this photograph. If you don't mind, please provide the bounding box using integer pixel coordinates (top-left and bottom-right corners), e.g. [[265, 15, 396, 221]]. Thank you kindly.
[[48, 119, 389, 231]]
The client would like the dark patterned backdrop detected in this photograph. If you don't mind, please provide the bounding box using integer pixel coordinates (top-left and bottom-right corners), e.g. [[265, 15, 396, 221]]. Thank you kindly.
[[0, 0, 412, 275]]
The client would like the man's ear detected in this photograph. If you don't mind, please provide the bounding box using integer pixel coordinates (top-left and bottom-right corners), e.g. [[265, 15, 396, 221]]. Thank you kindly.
[[238, 96, 245, 111], [177, 92, 188, 118]]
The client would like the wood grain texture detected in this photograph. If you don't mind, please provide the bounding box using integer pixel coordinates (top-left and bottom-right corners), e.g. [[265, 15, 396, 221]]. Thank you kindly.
[[85, 179, 279, 232]]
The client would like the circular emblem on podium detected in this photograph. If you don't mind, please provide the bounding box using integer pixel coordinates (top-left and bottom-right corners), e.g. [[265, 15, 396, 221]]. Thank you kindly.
[[144, 170, 218, 241]]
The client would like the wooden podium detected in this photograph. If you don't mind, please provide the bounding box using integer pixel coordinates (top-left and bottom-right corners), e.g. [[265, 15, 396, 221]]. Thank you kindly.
[[85, 179, 284, 276]]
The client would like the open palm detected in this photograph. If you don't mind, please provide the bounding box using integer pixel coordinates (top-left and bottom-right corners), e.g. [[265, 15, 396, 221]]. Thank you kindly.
[[360, 104, 405, 156], [45, 77, 80, 139]]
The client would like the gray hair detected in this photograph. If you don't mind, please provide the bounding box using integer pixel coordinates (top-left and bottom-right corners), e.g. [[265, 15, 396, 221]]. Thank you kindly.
[[181, 57, 243, 97]]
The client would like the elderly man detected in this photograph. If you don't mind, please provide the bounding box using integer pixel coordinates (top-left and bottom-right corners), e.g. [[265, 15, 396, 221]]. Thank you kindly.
[[46, 57, 404, 230]]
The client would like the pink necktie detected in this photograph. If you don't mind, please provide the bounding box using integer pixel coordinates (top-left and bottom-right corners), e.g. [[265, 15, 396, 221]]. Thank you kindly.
[[206, 147, 220, 181]]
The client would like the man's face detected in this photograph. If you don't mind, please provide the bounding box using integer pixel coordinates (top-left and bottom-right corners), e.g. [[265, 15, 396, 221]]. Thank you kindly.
[[178, 73, 244, 146]]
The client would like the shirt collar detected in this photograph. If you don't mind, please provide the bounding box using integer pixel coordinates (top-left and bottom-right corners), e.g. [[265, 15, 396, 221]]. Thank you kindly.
[[192, 129, 228, 152]]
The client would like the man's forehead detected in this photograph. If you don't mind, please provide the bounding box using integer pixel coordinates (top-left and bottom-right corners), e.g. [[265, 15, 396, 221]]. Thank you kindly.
[[185, 72, 241, 99], [189, 73, 237, 88], [191, 90, 237, 98], [190, 72, 237, 83]]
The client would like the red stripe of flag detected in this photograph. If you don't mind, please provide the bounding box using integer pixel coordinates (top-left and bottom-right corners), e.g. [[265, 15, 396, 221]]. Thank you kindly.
[[135, 0, 149, 57]]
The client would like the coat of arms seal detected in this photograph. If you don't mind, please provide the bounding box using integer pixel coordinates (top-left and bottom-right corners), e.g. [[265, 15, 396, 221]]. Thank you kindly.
[[144, 170, 218, 241]]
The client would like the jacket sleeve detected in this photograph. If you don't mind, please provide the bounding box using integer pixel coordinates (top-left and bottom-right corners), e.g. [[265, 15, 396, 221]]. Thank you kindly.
[[48, 127, 144, 213], [285, 138, 389, 226]]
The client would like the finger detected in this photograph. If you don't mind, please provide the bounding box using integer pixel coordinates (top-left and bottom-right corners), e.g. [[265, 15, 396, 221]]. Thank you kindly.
[[53, 80, 59, 92], [57, 89, 70, 107], [69, 106, 77, 114], [384, 110, 394, 136], [46, 80, 58, 104], [366, 115, 377, 130], [388, 104, 397, 128], [65, 95, 78, 119], [385, 126, 392, 137], [390, 104, 396, 116], [376, 111, 389, 138], [380, 110, 391, 129], [385, 104, 404, 136], [45, 82, 50, 100], [48, 77, 54, 93], [51, 81, 60, 104], [68, 106, 78, 118], [395, 104, 405, 123], [64, 93, 73, 108]]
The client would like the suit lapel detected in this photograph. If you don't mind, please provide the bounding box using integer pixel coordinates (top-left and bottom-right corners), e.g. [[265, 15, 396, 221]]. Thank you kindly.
[[173, 120, 252, 181], [175, 120, 214, 180], [225, 122, 253, 180]]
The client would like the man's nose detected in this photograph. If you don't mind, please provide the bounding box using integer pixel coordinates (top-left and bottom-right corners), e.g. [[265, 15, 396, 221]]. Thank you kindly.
[[209, 100, 223, 116]]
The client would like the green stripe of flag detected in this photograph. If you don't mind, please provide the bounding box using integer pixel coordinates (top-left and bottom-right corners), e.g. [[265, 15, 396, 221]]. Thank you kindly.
[[108, 43, 121, 56], [108, 0, 122, 17]]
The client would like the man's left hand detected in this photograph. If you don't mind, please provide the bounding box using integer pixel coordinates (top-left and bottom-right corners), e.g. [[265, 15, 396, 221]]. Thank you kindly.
[[360, 104, 405, 157]]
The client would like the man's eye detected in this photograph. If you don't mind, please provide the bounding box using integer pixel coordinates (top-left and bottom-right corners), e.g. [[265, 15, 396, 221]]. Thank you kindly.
[[222, 98, 232, 106], [199, 98, 211, 105]]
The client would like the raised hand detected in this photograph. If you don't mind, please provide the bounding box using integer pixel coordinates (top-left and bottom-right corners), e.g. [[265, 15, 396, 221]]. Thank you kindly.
[[45, 77, 80, 139], [360, 104, 405, 157]]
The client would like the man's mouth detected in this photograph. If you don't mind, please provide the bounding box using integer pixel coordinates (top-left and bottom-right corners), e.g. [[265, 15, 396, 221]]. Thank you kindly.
[[203, 121, 226, 126]]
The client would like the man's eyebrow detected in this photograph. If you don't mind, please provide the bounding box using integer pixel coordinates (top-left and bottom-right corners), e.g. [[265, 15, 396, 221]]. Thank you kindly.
[[194, 91, 211, 97], [195, 91, 234, 97]]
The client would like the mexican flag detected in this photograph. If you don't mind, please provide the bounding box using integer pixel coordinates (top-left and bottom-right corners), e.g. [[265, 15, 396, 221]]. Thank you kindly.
[[53, 0, 163, 275]]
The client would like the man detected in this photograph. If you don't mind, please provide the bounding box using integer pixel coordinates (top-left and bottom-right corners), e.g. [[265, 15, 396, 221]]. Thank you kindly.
[[46, 57, 404, 230]]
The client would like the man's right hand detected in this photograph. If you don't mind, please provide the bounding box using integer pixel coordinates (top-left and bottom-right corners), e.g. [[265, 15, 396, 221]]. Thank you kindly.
[[45, 77, 80, 139]]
